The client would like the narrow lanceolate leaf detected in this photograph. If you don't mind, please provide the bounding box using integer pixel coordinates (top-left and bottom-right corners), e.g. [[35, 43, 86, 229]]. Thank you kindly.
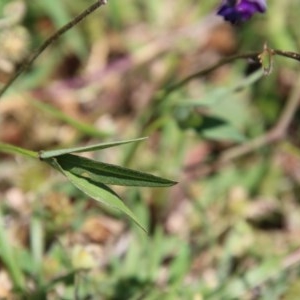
[[49, 158, 147, 232], [55, 154, 177, 187], [39, 137, 147, 159]]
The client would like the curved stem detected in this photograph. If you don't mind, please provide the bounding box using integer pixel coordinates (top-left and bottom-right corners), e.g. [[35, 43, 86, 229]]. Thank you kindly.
[[162, 51, 260, 98]]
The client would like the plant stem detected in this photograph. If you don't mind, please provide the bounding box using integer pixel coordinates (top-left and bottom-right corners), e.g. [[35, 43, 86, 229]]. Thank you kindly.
[[0, 143, 38, 158], [273, 49, 300, 62], [162, 52, 260, 98], [0, 0, 107, 98]]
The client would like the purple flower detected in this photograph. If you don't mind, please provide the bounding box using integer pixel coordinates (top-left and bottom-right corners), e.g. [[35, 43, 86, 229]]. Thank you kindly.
[[217, 0, 267, 24]]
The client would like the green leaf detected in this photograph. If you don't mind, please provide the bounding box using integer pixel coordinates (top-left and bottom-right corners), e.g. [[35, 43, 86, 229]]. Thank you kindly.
[[39, 137, 147, 159], [40, 138, 176, 231], [39, 138, 176, 231], [49, 158, 147, 232], [201, 123, 245, 142], [54, 154, 176, 187], [196, 116, 246, 142]]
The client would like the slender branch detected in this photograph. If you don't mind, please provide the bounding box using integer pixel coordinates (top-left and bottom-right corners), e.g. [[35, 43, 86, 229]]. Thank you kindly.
[[273, 49, 300, 62], [162, 52, 260, 98], [164, 49, 300, 100], [0, 0, 107, 98]]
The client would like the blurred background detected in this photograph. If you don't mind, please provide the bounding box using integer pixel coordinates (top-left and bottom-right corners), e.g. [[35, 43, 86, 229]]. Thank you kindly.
[[1, 0, 300, 299]]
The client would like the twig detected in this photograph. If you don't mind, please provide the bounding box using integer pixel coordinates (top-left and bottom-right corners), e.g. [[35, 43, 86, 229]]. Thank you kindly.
[[0, 0, 107, 99], [163, 49, 300, 100], [163, 52, 260, 98], [273, 49, 300, 62]]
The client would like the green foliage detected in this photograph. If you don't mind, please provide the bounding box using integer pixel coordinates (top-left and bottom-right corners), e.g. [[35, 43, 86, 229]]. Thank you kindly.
[[105, 227, 191, 299], [1, 0, 300, 299], [0, 138, 176, 231], [40, 138, 175, 231]]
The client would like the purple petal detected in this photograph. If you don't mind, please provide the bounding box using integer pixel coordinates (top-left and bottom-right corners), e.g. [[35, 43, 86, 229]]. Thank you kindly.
[[217, 0, 267, 24]]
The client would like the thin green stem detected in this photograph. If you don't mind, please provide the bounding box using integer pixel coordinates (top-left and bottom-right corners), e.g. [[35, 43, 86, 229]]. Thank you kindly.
[[0, 143, 38, 158]]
